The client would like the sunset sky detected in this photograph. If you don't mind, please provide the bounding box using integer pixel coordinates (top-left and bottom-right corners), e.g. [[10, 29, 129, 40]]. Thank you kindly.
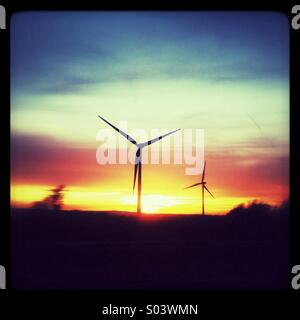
[[11, 12, 289, 214]]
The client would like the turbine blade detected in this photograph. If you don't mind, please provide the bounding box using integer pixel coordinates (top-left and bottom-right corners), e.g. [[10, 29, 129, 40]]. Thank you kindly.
[[133, 162, 138, 194], [201, 160, 206, 183], [204, 185, 214, 198], [140, 128, 180, 148], [98, 116, 137, 145], [133, 149, 141, 194], [184, 182, 202, 189]]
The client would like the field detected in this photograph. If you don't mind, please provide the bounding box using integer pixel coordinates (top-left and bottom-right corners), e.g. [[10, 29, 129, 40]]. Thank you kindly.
[[11, 207, 289, 290]]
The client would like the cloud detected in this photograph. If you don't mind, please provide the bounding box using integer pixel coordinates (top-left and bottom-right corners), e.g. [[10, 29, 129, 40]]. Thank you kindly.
[[35, 75, 102, 94], [203, 149, 289, 199], [11, 132, 114, 186], [11, 11, 289, 99]]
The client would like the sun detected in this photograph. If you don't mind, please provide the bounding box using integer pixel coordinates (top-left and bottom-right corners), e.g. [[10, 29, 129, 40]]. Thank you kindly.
[[121, 194, 186, 213]]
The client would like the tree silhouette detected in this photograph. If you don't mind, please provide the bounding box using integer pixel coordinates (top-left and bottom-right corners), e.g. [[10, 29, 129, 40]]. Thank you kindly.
[[32, 185, 66, 211]]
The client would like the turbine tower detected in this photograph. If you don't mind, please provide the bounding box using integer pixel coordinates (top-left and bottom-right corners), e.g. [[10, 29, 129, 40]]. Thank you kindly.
[[98, 116, 180, 214], [184, 160, 214, 215]]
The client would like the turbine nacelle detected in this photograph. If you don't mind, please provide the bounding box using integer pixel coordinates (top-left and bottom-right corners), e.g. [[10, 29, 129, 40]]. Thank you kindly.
[[135, 148, 142, 163]]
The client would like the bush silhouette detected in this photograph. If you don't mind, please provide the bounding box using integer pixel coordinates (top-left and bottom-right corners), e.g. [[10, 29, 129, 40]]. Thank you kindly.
[[32, 185, 66, 211]]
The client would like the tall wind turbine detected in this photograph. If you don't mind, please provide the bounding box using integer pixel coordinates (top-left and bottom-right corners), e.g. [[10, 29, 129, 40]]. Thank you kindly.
[[98, 116, 180, 214], [184, 160, 214, 215]]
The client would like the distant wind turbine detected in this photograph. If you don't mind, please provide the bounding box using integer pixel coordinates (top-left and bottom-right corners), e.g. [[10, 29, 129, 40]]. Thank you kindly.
[[98, 116, 180, 214], [184, 160, 214, 215]]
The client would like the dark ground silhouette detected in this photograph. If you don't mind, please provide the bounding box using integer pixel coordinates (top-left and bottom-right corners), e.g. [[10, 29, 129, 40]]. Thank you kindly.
[[11, 201, 289, 289]]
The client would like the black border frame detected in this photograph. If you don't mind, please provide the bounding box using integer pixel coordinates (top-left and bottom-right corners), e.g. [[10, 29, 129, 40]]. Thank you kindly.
[[1, 0, 299, 317]]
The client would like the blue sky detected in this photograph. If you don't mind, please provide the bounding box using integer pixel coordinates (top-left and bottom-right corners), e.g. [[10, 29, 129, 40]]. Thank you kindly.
[[11, 12, 288, 96], [11, 12, 289, 150]]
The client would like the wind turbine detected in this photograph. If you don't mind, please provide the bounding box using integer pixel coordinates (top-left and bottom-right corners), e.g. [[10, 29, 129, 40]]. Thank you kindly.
[[184, 160, 214, 215], [98, 116, 180, 214]]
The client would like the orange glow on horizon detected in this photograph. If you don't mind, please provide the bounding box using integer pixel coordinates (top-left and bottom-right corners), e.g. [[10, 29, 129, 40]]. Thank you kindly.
[[10, 142, 289, 215], [11, 183, 288, 215]]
